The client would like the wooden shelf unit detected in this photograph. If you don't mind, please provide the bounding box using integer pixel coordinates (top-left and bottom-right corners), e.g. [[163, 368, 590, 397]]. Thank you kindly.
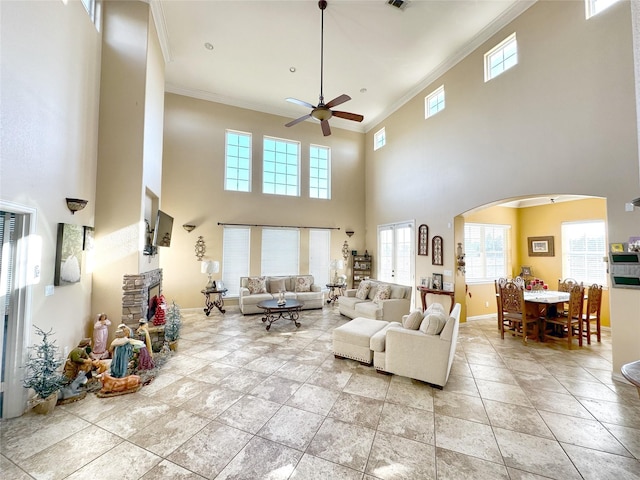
[[352, 254, 372, 288]]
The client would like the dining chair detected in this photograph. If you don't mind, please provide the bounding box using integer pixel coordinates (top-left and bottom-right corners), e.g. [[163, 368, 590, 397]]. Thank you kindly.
[[495, 278, 508, 331], [579, 284, 603, 344], [513, 276, 526, 289], [497, 280, 540, 343], [543, 284, 584, 349], [557, 278, 580, 316]]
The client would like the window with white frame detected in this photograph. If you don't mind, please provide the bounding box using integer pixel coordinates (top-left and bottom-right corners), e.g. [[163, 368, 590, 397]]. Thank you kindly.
[[261, 228, 300, 275], [222, 226, 251, 297], [464, 223, 510, 282], [310, 145, 331, 199], [81, 0, 101, 30], [374, 128, 386, 150], [225, 130, 251, 192], [263, 137, 300, 196], [586, 0, 620, 18], [561, 221, 607, 286], [484, 33, 517, 82], [425, 85, 445, 118], [309, 229, 331, 286]]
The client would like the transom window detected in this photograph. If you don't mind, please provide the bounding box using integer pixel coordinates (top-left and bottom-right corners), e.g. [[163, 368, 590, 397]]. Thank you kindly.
[[586, 0, 620, 18], [561, 221, 607, 286], [425, 85, 445, 118], [464, 223, 510, 282], [263, 137, 300, 196], [484, 33, 518, 82], [374, 128, 386, 151], [309, 145, 331, 199], [225, 130, 251, 192]]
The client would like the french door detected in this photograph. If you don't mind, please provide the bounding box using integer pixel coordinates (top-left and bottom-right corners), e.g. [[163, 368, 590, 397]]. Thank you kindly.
[[377, 221, 414, 287]]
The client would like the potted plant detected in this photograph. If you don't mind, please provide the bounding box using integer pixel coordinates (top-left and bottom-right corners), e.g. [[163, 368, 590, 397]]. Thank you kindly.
[[22, 326, 66, 414], [164, 301, 182, 351]]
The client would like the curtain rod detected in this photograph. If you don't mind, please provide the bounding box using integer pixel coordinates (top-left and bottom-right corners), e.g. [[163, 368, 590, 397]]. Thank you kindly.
[[218, 222, 340, 230]]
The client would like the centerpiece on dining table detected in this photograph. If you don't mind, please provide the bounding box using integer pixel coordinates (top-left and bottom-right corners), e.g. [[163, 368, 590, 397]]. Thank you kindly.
[[526, 279, 548, 291]]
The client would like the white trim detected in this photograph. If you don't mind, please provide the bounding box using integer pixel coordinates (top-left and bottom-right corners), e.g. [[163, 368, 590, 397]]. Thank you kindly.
[[466, 314, 497, 321]]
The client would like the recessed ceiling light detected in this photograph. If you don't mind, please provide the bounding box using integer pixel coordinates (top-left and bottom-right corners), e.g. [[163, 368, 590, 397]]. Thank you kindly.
[[204, 43, 214, 50], [289, 67, 296, 73], [360, 88, 367, 94]]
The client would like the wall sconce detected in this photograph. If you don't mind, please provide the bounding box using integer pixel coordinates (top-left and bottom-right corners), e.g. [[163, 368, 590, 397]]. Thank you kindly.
[[65, 198, 88, 215], [456, 242, 466, 274], [201, 260, 220, 289], [342, 240, 350, 261], [345, 229, 354, 237], [195, 236, 206, 261], [182, 224, 196, 233]]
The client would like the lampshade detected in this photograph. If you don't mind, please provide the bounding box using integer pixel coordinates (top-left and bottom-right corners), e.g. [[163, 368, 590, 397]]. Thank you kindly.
[[201, 260, 220, 274], [330, 259, 344, 270]]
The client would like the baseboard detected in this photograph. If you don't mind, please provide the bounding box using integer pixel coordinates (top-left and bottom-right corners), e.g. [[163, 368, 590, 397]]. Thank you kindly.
[[466, 314, 496, 321]]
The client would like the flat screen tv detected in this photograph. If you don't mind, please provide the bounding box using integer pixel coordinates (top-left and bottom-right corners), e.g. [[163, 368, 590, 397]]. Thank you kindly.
[[152, 210, 174, 247]]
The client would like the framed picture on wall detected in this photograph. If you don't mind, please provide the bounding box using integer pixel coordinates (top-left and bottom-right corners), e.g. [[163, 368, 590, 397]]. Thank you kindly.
[[54, 223, 84, 286], [432, 235, 443, 265], [528, 236, 554, 257], [418, 224, 428, 256]]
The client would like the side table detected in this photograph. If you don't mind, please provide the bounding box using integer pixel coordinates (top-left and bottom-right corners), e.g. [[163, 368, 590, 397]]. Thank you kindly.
[[201, 287, 228, 315], [326, 283, 346, 304]]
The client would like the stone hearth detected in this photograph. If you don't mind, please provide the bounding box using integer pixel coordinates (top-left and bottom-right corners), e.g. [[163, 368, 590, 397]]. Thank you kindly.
[[122, 269, 162, 328]]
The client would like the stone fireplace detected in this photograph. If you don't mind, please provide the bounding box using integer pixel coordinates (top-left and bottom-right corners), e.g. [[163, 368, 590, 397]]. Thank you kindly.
[[122, 269, 162, 328]]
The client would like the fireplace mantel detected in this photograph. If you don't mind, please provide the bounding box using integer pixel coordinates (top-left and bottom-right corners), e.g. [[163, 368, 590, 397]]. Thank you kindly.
[[122, 269, 162, 328]]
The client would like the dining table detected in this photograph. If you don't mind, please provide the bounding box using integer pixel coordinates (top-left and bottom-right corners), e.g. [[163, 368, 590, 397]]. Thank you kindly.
[[523, 290, 571, 341]]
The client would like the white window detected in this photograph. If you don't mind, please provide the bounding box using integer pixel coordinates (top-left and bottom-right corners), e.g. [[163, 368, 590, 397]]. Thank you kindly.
[[81, 0, 101, 30], [374, 128, 386, 151], [263, 137, 300, 196], [465, 223, 510, 282], [586, 0, 620, 18], [222, 227, 251, 297], [310, 145, 331, 199], [261, 228, 300, 275], [562, 221, 607, 286], [425, 85, 445, 118], [225, 130, 251, 192], [377, 222, 414, 287], [309, 229, 331, 286], [484, 33, 517, 82]]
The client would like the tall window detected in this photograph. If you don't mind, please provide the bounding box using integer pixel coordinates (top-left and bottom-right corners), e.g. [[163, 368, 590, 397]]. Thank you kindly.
[[81, 0, 101, 29], [374, 128, 386, 151], [263, 137, 300, 196], [310, 145, 331, 199], [377, 222, 414, 287], [261, 228, 299, 275], [586, 0, 620, 18], [225, 130, 251, 192], [484, 33, 517, 82], [562, 221, 607, 286], [425, 85, 445, 118], [309, 229, 331, 286], [465, 223, 510, 282], [222, 227, 251, 297]]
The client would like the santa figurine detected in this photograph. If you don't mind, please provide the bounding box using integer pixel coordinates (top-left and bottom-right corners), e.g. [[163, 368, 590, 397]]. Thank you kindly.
[[152, 293, 166, 326]]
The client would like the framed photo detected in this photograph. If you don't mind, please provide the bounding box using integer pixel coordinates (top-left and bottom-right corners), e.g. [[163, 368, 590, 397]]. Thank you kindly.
[[418, 224, 428, 256], [432, 273, 444, 290], [520, 266, 532, 276], [432, 235, 443, 265], [54, 223, 84, 286], [528, 236, 554, 257], [420, 276, 428, 286]]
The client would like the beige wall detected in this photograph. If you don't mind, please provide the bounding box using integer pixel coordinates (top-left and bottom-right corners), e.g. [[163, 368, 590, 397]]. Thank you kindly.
[[160, 94, 366, 307], [365, 0, 639, 371]]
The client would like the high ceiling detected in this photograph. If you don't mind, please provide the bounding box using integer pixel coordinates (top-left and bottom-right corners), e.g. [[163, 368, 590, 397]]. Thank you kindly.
[[151, 0, 535, 133]]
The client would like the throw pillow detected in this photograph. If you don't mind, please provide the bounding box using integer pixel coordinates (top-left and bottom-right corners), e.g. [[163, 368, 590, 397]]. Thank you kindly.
[[402, 309, 424, 330], [247, 276, 267, 294], [295, 276, 312, 292], [269, 277, 286, 294], [372, 284, 391, 305], [355, 281, 371, 300], [420, 311, 448, 335]]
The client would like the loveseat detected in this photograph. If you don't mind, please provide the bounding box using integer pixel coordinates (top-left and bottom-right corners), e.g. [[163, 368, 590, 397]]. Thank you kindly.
[[338, 280, 412, 321], [239, 275, 324, 314]]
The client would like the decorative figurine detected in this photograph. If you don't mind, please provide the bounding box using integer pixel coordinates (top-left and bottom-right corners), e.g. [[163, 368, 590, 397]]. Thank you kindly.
[[91, 313, 111, 360]]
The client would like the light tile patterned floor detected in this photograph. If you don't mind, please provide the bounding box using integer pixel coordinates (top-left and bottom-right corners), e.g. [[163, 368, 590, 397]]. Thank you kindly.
[[2, 306, 640, 479]]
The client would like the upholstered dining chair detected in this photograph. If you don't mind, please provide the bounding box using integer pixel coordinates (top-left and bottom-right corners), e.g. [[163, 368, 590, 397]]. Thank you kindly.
[[497, 280, 540, 343], [543, 284, 584, 349], [579, 284, 603, 344]]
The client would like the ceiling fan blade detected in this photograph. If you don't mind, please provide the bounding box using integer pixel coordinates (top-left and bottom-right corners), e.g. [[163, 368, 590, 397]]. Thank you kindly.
[[325, 94, 351, 109], [321, 119, 331, 136], [332, 110, 364, 123], [286, 97, 316, 109], [285, 114, 312, 127]]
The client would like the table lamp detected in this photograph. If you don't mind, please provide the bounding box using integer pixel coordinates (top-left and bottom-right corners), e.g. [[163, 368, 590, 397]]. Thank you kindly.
[[330, 259, 344, 284], [201, 260, 220, 289]]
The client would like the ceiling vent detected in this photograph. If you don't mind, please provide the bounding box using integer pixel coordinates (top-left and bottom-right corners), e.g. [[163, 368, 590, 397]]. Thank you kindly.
[[387, 0, 408, 10]]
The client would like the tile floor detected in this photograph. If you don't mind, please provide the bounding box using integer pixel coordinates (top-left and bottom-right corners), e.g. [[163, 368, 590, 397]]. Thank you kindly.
[[2, 305, 640, 479]]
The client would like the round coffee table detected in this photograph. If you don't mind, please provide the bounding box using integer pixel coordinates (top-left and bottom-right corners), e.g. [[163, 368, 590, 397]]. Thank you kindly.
[[257, 299, 303, 331]]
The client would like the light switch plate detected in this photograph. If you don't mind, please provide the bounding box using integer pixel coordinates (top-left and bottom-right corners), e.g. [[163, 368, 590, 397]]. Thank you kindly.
[[45, 285, 54, 296], [444, 270, 452, 277], [625, 202, 635, 212]]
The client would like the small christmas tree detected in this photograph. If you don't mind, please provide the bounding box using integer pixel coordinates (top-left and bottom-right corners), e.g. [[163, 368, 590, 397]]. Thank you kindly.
[[23, 326, 66, 399], [164, 301, 182, 342]]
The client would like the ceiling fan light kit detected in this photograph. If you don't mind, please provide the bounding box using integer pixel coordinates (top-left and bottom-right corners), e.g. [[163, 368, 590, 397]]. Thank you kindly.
[[285, 1, 363, 136]]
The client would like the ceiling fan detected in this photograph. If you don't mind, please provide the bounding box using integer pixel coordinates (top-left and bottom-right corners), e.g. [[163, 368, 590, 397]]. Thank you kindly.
[[285, 0, 363, 137]]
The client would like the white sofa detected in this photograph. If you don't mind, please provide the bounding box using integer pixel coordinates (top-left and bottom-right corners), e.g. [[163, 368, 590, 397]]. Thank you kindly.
[[239, 275, 324, 314], [372, 303, 461, 388], [338, 280, 412, 321]]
